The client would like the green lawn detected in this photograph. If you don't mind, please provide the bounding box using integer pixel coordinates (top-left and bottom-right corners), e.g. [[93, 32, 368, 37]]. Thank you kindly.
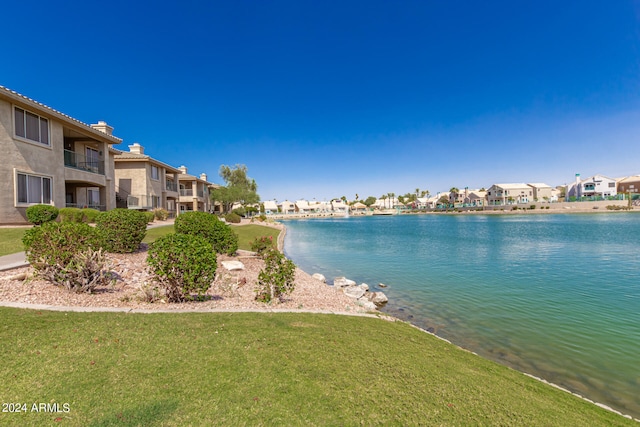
[[0, 228, 27, 256], [143, 223, 280, 251], [0, 308, 633, 426]]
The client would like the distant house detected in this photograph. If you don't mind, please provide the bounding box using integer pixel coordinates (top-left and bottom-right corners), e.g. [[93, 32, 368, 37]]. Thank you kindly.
[[262, 200, 278, 214], [0, 85, 121, 224], [351, 202, 367, 213], [486, 183, 533, 205], [617, 175, 640, 196], [114, 143, 181, 217], [527, 183, 554, 202], [331, 200, 349, 213], [566, 174, 617, 200], [177, 166, 215, 213], [295, 200, 313, 214], [278, 200, 296, 214], [465, 190, 487, 206]]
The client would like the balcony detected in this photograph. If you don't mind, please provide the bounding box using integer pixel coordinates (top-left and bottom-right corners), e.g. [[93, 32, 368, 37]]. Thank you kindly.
[[127, 195, 158, 210], [64, 150, 105, 175], [180, 188, 193, 197], [166, 181, 178, 192]]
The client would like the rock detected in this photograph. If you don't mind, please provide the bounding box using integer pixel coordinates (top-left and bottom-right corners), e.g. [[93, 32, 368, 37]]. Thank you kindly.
[[343, 285, 366, 299], [367, 291, 388, 307], [356, 297, 377, 311], [358, 283, 369, 292], [6, 273, 27, 281], [333, 277, 356, 288], [221, 261, 245, 271], [378, 283, 387, 288], [312, 273, 326, 283]]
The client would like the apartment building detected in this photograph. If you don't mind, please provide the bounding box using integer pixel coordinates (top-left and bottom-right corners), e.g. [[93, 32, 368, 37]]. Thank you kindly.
[[177, 166, 215, 213]]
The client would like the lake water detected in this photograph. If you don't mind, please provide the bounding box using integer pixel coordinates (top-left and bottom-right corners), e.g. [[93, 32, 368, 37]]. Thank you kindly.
[[282, 213, 640, 418]]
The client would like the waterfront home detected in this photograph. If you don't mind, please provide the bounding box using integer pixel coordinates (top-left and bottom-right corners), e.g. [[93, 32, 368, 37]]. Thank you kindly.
[[566, 174, 617, 200], [309, 200, 331, 213], [113, 143, 181, 217], [263, 200, 278, 214], [465, 190, 487, 206], [278, 200, 296, 214], [486, 183, 533, 205], [295, 200, 314, 214], [527, 183, 555, 202], [617, 175, 640, 196], [351, 202, 367, 213], [331, 200, 349, 213], [177, 166, 215, 213], [0, 86, 121, 225]]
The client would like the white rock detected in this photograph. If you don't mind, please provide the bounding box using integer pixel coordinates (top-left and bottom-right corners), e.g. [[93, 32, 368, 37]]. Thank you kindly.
[[221, 261, 245, 271], [356, 297, 377, 311], [343, 285, 366, 299], [367, 291, 388, 307], [358, 283, 369, 292], [333, 277, 356, 288], [312, 273, 326, 283]]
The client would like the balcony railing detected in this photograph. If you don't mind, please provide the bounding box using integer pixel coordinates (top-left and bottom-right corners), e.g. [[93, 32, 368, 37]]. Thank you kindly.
[[64, 150, 105, 175], [180, 189, 193, 197], [127, 195, 159, 209]]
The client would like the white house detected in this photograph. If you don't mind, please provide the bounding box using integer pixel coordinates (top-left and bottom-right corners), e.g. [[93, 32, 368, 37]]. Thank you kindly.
[[263, 200, 278, 214], [566, 174, 617, 200], [486, 183, 533, 205]]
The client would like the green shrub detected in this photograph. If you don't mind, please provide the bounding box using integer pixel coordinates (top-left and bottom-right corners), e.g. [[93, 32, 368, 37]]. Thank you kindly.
[[144, 211, 155, 223], [232, 207, 246, 217], [255, 249, 296, 303], [22, 222, 109, 292], [81, 208, 101, 223], [174, 211, 238, 255], [225, 212, 242, 224], [259, 214, 267, 222], [251, 236, 275, 256], [59, 207, 85, 223], [95, 209, 147, 253], [25, 204, 59, 225], [153, 208, 169, 221], [146, 233, 217, 302], [529, 205, 536, 210]]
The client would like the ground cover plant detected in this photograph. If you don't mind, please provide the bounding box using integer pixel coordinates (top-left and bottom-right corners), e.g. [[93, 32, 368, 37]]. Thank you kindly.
[[233, 224, 280, 251], [0, 308, 634, 426], [0, 228, 26, 256]]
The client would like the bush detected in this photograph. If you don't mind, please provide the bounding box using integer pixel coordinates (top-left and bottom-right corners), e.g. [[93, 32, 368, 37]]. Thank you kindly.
[[255, 249, 296, 303], [175, 211, 238, 255], [22, 222, 109, 293], [225, 212, 242, 224], [259, 214, 267, 222], [144, 211, 155, 223], [95, 209, 148, 253], [232, 207, 246, 217], [153, 208, 169, 221], [81, 208, 101, 223], [25, 204, 59, 225], [59, 207, 85, 223], [146, 233, 217, 302], [529, 205, 536, 210], [251, 236, 275, 256]]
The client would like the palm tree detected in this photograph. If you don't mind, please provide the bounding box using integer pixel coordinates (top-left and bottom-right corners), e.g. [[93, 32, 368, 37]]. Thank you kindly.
[[449, 187, 459, 206]]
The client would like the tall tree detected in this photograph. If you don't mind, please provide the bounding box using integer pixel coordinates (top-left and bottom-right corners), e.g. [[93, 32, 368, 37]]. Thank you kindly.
[[449, 187, 460, 206], [210, 164, 260, 213]]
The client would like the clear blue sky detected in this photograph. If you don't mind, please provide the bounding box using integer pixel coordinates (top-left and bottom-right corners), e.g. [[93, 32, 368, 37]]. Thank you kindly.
[[3, 1, 639, 201]]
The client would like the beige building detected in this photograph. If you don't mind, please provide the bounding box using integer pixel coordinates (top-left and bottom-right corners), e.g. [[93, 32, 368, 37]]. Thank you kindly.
[[486, 183, 533, 205], [113, 143, 181, 217], [527, 183, 554, 202], [617, 175, 640, 196], [0, 86, 121, 225], [177, 166, 215, 213]]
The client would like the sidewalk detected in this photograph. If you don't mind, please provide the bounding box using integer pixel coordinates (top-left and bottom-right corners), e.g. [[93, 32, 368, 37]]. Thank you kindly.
[[0, 219, 175, 272]]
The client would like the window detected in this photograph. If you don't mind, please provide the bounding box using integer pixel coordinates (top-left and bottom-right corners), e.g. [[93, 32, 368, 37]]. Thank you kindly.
[[152, 196, 161, 208], [608, 182, 615, 188], [87, 188, 100, 207], [86, 147, 100, 173], [151, 165, 159, 180], [14, 107, 49, 146], [16, 172, 52, 204]]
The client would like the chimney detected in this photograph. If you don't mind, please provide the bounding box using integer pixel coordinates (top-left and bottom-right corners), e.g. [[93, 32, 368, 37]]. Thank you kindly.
[[576, 173, 581, 198], [200, 173, 208, 182], [128, 142, 144, 155], [179, 165, 188, 174], [90, 121, 114, 136]]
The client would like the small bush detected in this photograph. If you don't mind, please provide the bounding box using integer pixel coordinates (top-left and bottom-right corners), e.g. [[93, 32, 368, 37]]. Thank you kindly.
[[144, 211, 155, 223], [259, 214, 267, 222], [175, 211, 238, 255], [146, 233, 217, 302], [255, 249, 296, 303], [529, 205, 536, 210], [225, 212, 242, 223], [251, 236, 275, 256], [59, 207, 85, 223], [511, 206, 518, 210], [153, 208, 169, 221], [95, 209, 148, 253], [81, 208, 100, 223], [23, 222, 109, 292], [232, 207, 246, 217], [25, 204, 59, 225]]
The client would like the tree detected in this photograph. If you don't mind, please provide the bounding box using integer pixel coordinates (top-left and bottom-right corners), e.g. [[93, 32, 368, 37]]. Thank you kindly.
[[363, 196, 377, 206], [449, 187, 459, 205], [210, 164, 260, 214]]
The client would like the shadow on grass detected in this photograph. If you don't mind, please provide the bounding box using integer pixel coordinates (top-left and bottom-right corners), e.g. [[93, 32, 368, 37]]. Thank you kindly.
[[89, 399, 179, 427]]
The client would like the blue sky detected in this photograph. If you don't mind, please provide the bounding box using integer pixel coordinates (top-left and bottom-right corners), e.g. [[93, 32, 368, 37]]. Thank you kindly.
[[3, 1, 639, 201]]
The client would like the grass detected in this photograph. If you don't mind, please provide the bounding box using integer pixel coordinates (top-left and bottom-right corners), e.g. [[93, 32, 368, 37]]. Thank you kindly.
[[0, 228, 27, 256], [0, 308, 634, 426], [142, 223, 280, 251]]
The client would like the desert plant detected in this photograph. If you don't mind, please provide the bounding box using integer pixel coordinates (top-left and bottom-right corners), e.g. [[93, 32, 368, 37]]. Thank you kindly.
[[22, 222, 109, 292], [530, 205, 536, 210], [59, 207, 85, 223], [153, 208, 169, 221], [174, 211, 238, 255], [81, 208, 101, 223], [95, 208, 147, 253], [225, 212, 242, 223], [146, 233, 217, 302], [251, 236, 275, 257], [25, 204, 59, 225], [255, 249, 296, 303]]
